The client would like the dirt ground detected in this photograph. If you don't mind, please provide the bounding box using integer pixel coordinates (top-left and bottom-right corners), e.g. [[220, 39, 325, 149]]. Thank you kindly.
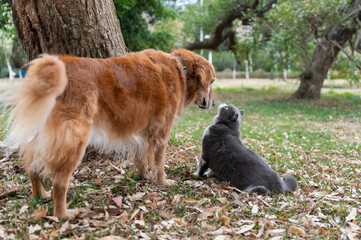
[[214, 78, 361, 94]]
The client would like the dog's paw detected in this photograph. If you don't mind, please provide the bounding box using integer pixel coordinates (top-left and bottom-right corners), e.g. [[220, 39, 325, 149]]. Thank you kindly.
[[157, 179, 177, 186], [139, 173, 152, 181], [57, 208, 79, 221], [41, 190, 51, 200]]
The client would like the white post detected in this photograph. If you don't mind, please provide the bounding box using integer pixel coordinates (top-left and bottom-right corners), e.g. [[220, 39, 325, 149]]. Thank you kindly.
[[245, 60, 249, 80], [200, 0, 203, 56], [233, 58, 236, 80], [208, 50, 212, 65], [283, 68, 287, 80], [249, 57, 253, 73], [275, 64, 279, 81], [3, 44, 15, 81], [327, 70, 330, 80]]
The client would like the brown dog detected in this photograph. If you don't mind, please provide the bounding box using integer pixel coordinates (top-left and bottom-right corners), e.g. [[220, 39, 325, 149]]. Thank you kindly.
[[4, 49, 215, 220]]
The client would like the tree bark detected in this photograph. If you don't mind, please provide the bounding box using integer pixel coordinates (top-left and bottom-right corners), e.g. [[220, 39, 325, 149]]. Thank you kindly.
[[289, 0, 360, 100], [289, 26, 355, 100], [183, 0, 277, 51], [10, 0, 128, 61]]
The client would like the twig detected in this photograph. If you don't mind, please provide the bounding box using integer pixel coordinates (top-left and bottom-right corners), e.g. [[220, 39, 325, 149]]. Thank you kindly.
[[109, 162, 123, 173], [0, 184, 30, 199]]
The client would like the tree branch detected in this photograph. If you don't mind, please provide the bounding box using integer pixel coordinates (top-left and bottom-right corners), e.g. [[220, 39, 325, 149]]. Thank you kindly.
[[183, 0, 277, 51]]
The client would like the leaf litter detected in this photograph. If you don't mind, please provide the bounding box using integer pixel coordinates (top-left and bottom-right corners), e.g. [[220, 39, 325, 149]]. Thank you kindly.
[[0, 92, 361, 239]]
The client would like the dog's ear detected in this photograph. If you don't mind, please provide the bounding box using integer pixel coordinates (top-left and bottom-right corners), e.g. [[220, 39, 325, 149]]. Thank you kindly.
[[195, 66, 206, 85], [231, 113, 239, 122], [239, 110, 245, 116]]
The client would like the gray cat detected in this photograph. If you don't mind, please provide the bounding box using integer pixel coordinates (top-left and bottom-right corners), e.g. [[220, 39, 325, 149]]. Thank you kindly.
[[194, 103, 297, 194]]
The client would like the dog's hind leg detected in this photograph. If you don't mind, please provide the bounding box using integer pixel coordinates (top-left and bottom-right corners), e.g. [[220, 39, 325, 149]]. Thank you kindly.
[[47, 119, 91, 220], [132, 135, 152, 180], [23, 143, 51, 199], [28, 172, 51, 199]]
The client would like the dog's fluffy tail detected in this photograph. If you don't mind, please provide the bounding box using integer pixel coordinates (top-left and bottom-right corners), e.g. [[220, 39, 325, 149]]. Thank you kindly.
[[282, 174, 298, 193], [4, 55, 68, 149]]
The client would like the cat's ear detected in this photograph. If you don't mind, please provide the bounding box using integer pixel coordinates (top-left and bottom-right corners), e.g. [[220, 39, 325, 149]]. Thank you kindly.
[[231, 113, 239, 122], [239, 110, 245, 116]]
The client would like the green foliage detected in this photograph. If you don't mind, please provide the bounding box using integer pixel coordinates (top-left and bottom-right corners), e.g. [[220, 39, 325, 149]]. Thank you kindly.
[[0, 0, 12, 30], [113, 0, 176, 52], [253, 0, 353, 70], [211, 51, 235, 71], [180, 0, 234, 43]]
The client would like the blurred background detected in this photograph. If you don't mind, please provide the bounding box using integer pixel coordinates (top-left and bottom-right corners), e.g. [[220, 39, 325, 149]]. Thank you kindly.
[[1, 0, 361, 94]]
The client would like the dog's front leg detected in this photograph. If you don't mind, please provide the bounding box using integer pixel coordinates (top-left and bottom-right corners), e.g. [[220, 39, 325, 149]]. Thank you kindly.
[[154, 142, 176, 186]]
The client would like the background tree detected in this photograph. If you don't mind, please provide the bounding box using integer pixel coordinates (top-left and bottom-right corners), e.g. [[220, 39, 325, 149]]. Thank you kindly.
[[179, 0, 361, 100], [114, 0, 176, 52], [286, 0, 361, 99], [0, 0, 16, 79], [10, 0, 127, 61]]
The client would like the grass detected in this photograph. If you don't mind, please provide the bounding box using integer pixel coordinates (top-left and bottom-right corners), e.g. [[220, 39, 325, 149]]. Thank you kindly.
[[0, 86, 360, 239]]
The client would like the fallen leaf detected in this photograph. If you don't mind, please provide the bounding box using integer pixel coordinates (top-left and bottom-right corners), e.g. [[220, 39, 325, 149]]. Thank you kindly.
[[31, 209, 48, 220], [159, 210, 175, 220], [49, 229, 60, 239], [143, 192, 162, 201], [45, 216, 59, 222], [146, 202, 157, 208], [119, 211, 128, 222], [174, 218, 186, 226], [19, 205, 29, 214], [100, 236, 127, 240], [346, 208, 357, 222], [128, 192, 146, 201], [183, 198, 198, 204], [128, 209, 140, 222], [288, 225, 305, 237], [236, 224, 255, 234], [95, 178, 101, 184], [59, 221, 70, 233], [112, 196, 123, 208], [28, 224, 42, 235], [219, 216, 231, 228], [252, 205, 259, 215], [316, 227, 330, 235], [197, 207, 222, 220]]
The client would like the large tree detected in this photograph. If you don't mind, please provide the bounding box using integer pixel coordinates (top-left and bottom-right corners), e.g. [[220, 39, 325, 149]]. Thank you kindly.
[[10, 0, 128, 60], [289, 0, 361, 99], [181, 0, 361, 100]]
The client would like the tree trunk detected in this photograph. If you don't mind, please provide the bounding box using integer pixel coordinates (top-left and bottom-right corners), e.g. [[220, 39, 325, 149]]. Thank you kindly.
[[10, 0, 128, 61], [288, 26, 354, 100]]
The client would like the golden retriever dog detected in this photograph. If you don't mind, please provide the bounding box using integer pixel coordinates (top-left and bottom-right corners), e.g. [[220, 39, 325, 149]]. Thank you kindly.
[[4, 49, 215, 220]]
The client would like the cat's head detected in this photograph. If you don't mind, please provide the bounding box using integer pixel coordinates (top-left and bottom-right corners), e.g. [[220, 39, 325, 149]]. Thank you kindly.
[[214, 103, 244, 128]]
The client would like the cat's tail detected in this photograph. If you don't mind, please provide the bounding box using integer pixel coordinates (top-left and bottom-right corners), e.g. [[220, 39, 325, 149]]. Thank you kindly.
[[282, 175, 297, 193]]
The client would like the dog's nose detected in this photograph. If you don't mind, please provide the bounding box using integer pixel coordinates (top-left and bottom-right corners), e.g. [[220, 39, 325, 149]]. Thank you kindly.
[[202, 97, 207, 107], [212, 100, 215, 107]]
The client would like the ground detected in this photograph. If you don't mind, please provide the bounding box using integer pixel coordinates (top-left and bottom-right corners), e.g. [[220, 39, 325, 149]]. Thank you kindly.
[[0, 78, 360, 239]]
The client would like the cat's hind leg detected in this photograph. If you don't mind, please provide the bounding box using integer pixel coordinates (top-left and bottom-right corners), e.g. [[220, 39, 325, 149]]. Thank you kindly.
[[246, 185, 270, 194]]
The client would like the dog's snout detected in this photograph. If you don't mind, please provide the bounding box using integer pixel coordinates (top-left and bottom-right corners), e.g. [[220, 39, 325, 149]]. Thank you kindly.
[[212, 100, 215, 107], [202, 97, 207, 106]]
